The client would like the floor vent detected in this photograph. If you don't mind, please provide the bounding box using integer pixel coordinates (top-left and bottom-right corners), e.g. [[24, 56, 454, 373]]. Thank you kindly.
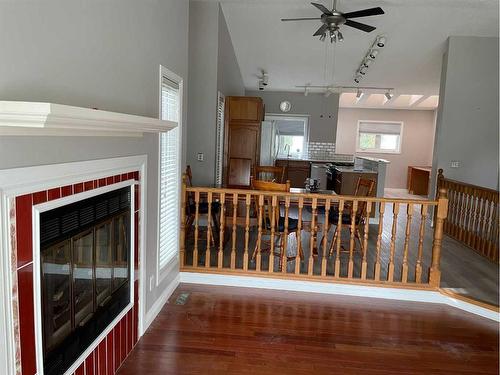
[[175, 293, 190, 305]]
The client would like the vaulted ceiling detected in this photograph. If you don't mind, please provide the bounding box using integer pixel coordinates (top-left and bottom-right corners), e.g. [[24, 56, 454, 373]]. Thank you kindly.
[[220, 0, 499, 98]]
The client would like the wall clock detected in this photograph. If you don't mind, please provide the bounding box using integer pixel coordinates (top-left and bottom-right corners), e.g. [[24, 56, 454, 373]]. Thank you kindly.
[[279, 100, 291, 113]]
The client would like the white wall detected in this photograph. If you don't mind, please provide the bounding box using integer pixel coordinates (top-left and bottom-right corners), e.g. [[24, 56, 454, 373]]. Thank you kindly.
[[246, 90, 340, 143], [336, 108, 436, 189], [432, 36, 499, 190], [0, 0, 189, 313], [187, 1, 245, 185]]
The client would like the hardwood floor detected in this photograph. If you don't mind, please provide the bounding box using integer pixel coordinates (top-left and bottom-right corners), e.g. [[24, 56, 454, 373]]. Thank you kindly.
[[185, 202, 499, 305], [118, 284, 499, 375]]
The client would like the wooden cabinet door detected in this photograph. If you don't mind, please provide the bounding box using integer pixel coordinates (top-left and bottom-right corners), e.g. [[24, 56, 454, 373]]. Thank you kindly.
[[226, 123, 260, 186], [227, 96, 263, 122], [287, 166, 310, 188]]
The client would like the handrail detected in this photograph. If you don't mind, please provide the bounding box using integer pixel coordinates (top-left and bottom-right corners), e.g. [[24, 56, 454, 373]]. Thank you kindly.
[[436, 169, 499, 263], [181, 174, 449, 289]]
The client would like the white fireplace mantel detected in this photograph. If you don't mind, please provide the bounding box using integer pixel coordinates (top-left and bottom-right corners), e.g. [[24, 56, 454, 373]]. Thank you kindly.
[[0, 101, 175, 136]]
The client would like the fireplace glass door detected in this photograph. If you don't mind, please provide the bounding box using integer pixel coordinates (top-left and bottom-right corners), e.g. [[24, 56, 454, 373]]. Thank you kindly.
[[95, 221, 112, 307], [113, 213, 129, 291], [72, 230, 95, 327], [41, 240, 72, 353]]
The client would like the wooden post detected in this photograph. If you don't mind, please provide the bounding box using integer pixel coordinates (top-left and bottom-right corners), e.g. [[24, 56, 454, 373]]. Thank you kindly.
[[243, 193, 251, 271], [429, 188, 448, 288], [295, 197, 304, 275], [193, 191, 200, 267], [256, 194, 264, 272], [217, 192, 225, 268], [205, 191, 213, 268], [179, 174, 187, 268], [321, 199, 331, 277], [308, 197, 317, 276], [434, 168, 444, 226]]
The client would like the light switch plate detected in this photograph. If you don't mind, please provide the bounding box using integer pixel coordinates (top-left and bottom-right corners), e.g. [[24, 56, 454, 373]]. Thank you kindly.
[[197, 152, 204, 162], [450, 161, 461, 168]]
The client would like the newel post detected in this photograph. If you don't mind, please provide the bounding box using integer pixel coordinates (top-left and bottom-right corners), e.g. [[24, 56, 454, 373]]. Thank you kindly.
[[433, 168, 444, 225], [179, 173, 187, 268], [429, 187, 448, 287]]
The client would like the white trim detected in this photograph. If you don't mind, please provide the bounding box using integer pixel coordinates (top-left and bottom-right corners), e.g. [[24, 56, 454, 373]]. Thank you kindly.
[[265, 113, 310, 157], [0, 155, 148, 375], [144, 262, 180, 333], [355, 119, 404, 154], [179, 272, 500, 322], [156, 65, 183, 285], [0, 101, 176, 136]]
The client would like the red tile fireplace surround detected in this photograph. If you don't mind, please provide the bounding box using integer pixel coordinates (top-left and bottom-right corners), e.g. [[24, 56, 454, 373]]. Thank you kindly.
[[1, 157, 146, 375]]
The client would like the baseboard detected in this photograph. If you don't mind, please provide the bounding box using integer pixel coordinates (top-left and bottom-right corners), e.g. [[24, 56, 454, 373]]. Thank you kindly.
[[179, 272, 499, 322], [144, 273, 180, 333]]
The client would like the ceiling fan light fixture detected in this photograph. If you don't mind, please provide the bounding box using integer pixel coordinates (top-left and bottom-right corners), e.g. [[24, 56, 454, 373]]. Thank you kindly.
[[319, 33, 326, 42], [337, 31, 344, 42]]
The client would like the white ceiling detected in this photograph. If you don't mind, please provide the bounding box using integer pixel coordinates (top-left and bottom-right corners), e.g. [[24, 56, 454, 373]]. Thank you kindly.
[[220, 0, 499, 97]]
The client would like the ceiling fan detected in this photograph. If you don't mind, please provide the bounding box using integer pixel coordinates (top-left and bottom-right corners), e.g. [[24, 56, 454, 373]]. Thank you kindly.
[[281, 1, 384, 43]]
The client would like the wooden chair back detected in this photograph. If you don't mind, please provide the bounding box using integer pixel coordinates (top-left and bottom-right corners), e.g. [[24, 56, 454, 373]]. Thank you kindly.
[[251, 178, 290, 229], [253, 165, 286, 183], [353, 177, 376, 219]]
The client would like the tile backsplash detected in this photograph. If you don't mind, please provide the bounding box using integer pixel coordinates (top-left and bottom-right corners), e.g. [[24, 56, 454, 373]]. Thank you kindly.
[[306, 142, 336, 160]]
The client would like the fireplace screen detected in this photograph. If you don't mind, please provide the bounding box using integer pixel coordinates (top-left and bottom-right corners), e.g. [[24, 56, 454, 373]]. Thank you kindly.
[[40, 187, 131, 375]]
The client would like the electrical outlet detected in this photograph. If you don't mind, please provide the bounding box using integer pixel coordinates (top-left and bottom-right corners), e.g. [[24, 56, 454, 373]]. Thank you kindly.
[[149, 275, 154, 291], [450, 161, 461, 168], [197, 152, 204, 162]]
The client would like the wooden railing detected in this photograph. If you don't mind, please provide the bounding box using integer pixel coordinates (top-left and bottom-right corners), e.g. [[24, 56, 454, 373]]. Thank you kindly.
[[181, 177, 449, 289], [436, 169, 499, 263]]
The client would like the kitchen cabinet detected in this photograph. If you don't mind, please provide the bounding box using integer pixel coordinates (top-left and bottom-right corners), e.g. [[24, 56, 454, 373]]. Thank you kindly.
[[275, 159, 310, 188], [224, 96, 264, 187]]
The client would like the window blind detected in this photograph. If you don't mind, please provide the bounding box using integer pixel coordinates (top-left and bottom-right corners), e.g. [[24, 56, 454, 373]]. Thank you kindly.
[[215, 92, 225, 187], [159, 76, 180, 269], [275, 119, 306, 136], [359, 121, 401, 135]]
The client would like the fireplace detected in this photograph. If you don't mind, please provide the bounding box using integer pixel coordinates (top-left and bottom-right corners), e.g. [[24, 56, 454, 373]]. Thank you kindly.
[[39, 186, 132, 375]]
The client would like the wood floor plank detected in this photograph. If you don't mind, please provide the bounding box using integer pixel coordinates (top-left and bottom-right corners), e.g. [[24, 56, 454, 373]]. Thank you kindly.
[[117, 284, 499, 375]]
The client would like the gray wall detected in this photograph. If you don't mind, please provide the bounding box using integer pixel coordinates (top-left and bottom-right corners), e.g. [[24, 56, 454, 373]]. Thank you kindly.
[[187, 1, 244, 185], [432, 36, 499, 191], [0, 0, 189, 313], [245, 91, 340, 143], [336, 108, 436, 189]]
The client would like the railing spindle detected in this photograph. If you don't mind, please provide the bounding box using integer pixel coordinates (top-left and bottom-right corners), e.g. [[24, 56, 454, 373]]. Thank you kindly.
[[348, 200, 358, 278], [282, 196, 290, 273], [321, 199, 331, 277], [374, 202, 385, 281], [402, 203, 413, 283], [361, 201, 371, 280], [256, 194, 264, 272], [193, 191, 200, 267], [334, 200, 344, 278], [180, 175, 187, 267], [430, 188, 448, 287], [243, 193, 251, 271], [217, 192, 225, 269], [388, 202, 399, 282], [295, 197, 304, 275], [415, 204, 428, 283], [205, 191, 213, 268], [269, 195, 277, 273], [308, 197, 317, 276], [230, 193, 237, 269]]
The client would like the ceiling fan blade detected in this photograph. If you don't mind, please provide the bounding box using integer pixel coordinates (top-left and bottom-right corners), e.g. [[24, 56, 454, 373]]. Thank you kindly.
[[311, 2, 332, 15], [313, 23, 328, 36], [343, 7, 384, 19], [345, 19, 376, 32], [281, 17, 322, 21]]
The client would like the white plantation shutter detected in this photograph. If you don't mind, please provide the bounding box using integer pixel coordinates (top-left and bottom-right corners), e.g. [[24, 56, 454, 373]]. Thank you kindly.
[[159, 76, 180, 269], [215, 92, 225, 186]]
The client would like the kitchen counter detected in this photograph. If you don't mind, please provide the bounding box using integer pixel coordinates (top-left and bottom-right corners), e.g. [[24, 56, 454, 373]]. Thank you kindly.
[[275, 157, 335, 163], [334, 166, 377, 174]]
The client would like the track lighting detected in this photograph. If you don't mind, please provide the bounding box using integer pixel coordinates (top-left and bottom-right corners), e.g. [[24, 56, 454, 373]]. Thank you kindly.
[[258, 80, 264, 91], [376, 36, 386, 48], [359, 66, 368, 75], [354, 75, 362, 84], [356, 89, 362, 99], [369, 49, 379, 59], [261, 73, 269, 86], [363, 59, 372, 68], [385, 91, 393, 100]]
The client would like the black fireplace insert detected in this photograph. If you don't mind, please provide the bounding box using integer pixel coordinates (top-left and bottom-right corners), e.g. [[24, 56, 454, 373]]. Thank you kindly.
[[40, 186, 132, 375]]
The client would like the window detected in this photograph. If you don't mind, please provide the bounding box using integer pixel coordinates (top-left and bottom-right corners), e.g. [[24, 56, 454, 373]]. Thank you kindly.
[[356, 121, 403, 154], [158, 67, 182, 278], [270, 116, 309, 157]]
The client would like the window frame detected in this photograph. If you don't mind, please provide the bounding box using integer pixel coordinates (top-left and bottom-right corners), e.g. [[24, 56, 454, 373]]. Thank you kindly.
[[265, 114, 309, 157], [355, 120, 404, 154], [156, 65, 183, 285]]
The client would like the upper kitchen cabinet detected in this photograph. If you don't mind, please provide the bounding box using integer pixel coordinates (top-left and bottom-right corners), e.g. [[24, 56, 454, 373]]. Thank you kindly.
[[226, 96, 264, 122], [224, 96, 264, 187]]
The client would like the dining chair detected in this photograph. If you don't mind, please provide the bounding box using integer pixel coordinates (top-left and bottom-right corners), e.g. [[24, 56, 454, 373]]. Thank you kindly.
[[328, 177, 376, 256], [185, 165, 221, 248], [251, 178, 302, 270], [252, 165, 286, 183]]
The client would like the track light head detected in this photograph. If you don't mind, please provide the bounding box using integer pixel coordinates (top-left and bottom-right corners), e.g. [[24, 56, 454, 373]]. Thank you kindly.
[[376, 36, 386, 48], [359, 66, 368, 75], [356, 89, 362, 99], [354, 75, 362, 84], [261, 73, 269, 86], [258, 80, 264, 91], [369, 49, 379, 59], [363, 59, 372, 68], [385, 91, 393, 100]]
